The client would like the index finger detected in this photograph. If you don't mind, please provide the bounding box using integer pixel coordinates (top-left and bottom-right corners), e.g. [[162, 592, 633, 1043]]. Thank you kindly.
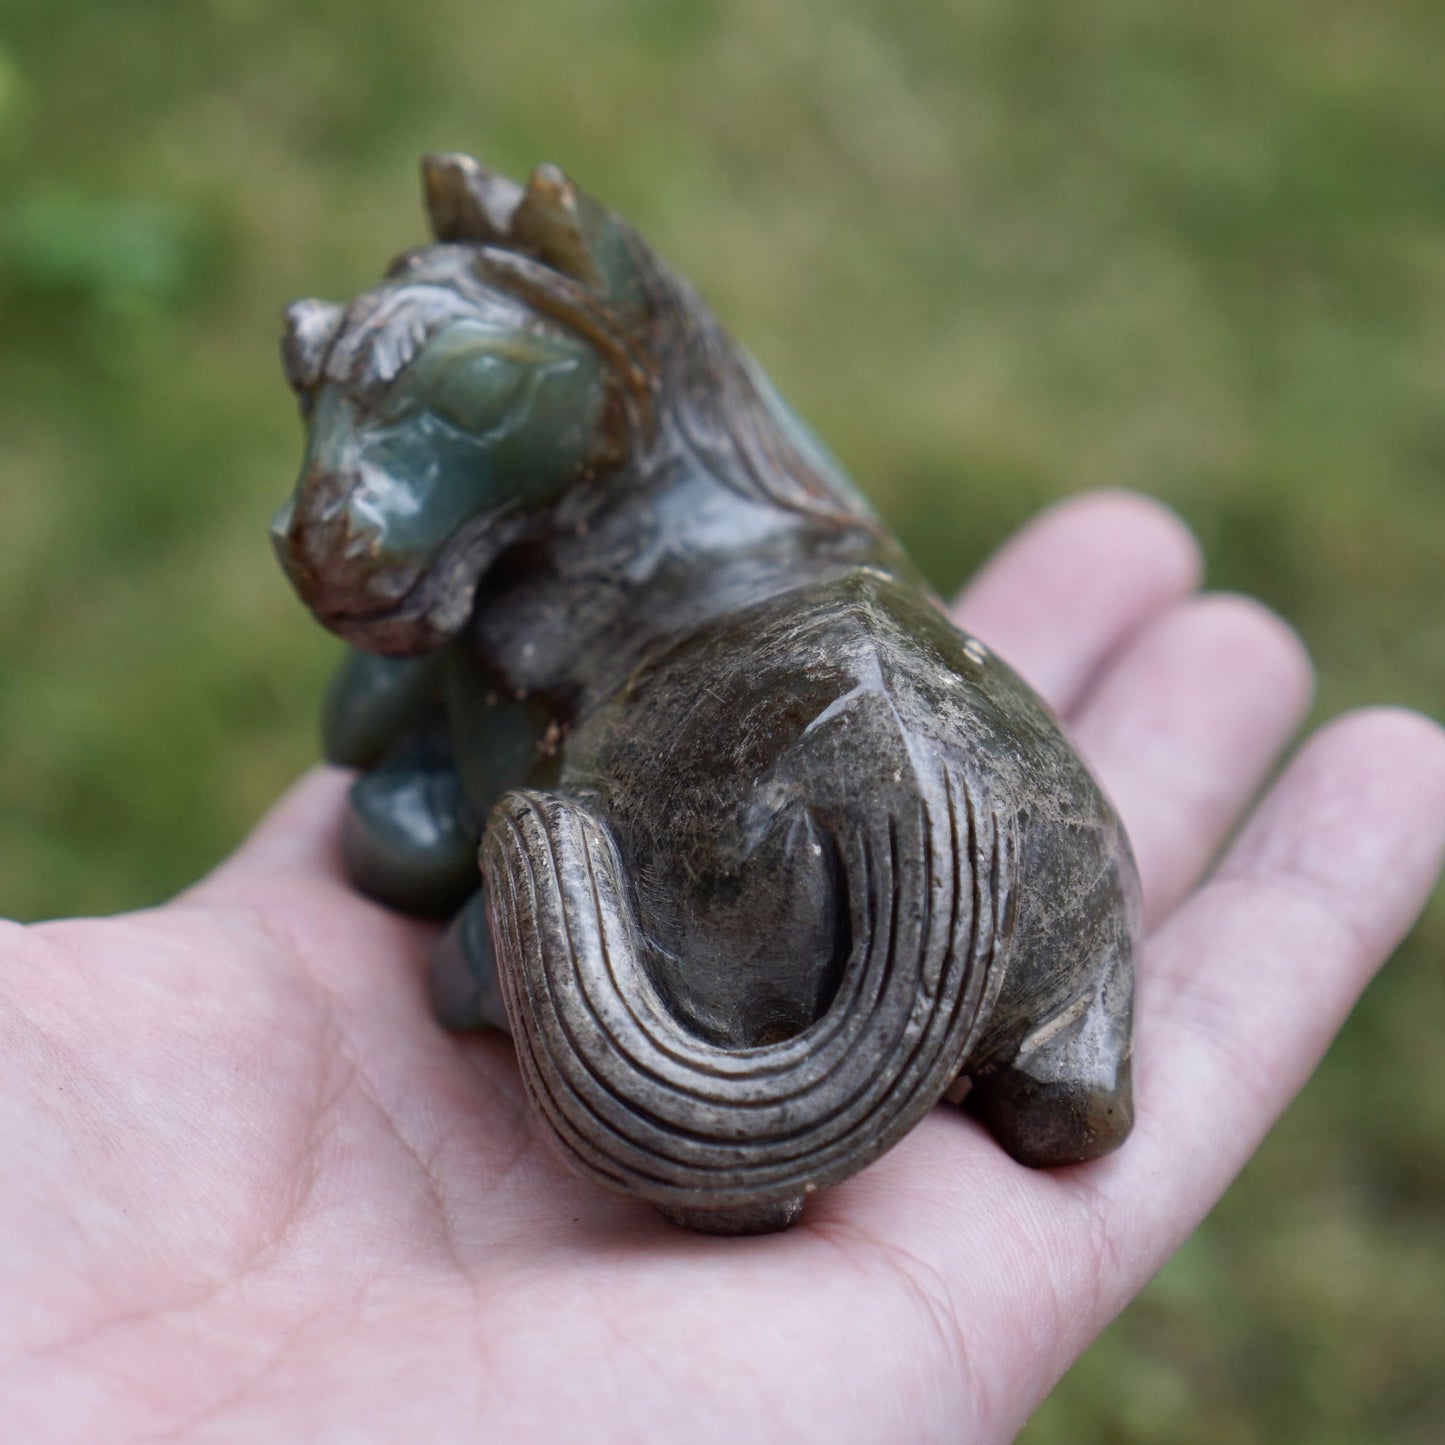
[[952, 489, 1203, 716]]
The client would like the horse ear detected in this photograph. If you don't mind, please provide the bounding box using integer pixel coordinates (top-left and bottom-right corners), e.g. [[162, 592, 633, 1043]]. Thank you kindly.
[[508, 163, 605, 291], [422, 152, 523, 243], [281, 299, 344, 395]]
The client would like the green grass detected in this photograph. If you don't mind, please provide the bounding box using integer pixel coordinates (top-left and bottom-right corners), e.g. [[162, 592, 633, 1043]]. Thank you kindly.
[[1, 1, 1442, 1437]]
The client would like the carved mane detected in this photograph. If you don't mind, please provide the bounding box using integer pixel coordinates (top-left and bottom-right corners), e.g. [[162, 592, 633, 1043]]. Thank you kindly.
[[639, 250, 880, 533]]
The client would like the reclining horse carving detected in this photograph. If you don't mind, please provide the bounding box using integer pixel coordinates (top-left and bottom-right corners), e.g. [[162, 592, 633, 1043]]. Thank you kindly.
[[271, 153, 1140, 1234]]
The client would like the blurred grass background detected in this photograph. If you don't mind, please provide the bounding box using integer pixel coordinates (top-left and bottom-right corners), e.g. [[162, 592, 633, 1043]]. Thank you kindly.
[[0, 0, 1441, 1437]]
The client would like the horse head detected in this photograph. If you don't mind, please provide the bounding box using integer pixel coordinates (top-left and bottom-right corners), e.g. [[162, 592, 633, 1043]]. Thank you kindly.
[[271, 156, 656, 656], [273, 153, 880, 657]]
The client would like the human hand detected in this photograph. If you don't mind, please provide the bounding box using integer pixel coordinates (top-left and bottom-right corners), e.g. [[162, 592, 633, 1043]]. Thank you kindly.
[[3, 491, 1442, 1443]]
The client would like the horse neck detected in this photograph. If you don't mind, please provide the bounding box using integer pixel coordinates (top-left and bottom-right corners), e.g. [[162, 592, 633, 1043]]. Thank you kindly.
[[467, 261, 893, 702], [467, 445, 887, 710]]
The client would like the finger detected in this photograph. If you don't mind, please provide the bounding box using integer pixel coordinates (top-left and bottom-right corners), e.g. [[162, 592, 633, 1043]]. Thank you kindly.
[[952, 489, 1203, 715], [180, 766, 355, 904], [1085, 707, 1445, 1294], [1068, 593, 1314, 925], [811, 710, 1444, 1441]]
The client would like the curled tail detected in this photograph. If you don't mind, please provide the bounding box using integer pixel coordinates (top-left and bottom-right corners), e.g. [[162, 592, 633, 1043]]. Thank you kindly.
[[481, 774, 1015, 1230]]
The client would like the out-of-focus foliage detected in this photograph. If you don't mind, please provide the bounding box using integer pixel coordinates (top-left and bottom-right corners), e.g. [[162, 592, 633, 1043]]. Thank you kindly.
[[0, 1, 1440, 1438]]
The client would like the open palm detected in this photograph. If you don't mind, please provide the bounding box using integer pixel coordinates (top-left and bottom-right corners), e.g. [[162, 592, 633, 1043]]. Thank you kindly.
[[4, 492, 1443, 1444]]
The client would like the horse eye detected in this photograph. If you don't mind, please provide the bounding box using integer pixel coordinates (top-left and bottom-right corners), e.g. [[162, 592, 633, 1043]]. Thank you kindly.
[[425, 349, 530, 436]]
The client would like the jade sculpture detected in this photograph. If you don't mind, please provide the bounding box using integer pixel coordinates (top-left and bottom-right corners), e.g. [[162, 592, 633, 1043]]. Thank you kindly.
[[271, 154, 1140, 1234]]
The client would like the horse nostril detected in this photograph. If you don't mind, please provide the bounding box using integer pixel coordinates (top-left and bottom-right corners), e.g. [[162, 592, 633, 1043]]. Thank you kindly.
[[279, 471, 357, 559], [291, 502, 381, 565], [339, 515, 383, 562], [272, 472, 422, 619]]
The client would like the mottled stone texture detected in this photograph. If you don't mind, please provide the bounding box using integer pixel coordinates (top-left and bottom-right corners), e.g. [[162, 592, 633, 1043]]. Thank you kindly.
[[271, 153, 1139, 1233]]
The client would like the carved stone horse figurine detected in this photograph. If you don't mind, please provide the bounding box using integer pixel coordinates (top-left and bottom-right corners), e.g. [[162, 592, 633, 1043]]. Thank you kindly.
[[271, 154, 1140, 1234]]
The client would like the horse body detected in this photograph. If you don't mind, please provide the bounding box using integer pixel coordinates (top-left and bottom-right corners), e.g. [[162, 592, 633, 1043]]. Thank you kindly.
[[273, 154, 1139, 1232]]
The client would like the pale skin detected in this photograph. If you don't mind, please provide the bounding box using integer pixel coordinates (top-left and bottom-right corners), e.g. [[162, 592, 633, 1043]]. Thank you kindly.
[[3, 491, 1443, 1444]]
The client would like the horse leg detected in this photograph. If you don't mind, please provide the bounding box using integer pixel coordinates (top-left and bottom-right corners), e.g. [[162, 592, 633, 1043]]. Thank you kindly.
[[963, 936, 1134, 1167], [426, 887, 509, 1033], [342, 725, 482, 917], [339, 647, 560, 918], [323, 647, 446, 768]]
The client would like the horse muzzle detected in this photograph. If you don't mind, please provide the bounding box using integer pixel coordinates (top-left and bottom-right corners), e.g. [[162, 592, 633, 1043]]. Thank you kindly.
[[270, 474, 425, 633]]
